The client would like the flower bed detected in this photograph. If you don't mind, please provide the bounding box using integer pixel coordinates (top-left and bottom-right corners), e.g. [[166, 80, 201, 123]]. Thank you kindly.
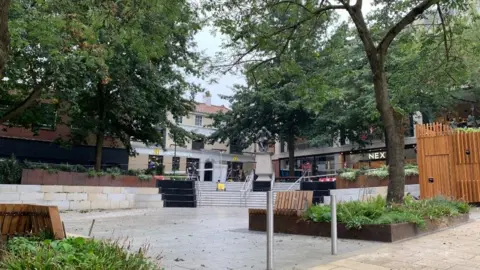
[[336, 165, 419, 189], [248, 196, 470, 242], [21, 169, 156, 187]]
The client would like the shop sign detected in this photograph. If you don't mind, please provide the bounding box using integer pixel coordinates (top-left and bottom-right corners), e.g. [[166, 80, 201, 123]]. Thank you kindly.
[[153, 148, 161, 155], [368, 151, 386, 160], [232, 156, 239, 162]]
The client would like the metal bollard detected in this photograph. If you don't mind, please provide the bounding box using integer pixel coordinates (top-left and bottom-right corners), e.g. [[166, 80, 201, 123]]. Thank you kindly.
[[266, 191, 274, 270], [331, 195, 337, 255]]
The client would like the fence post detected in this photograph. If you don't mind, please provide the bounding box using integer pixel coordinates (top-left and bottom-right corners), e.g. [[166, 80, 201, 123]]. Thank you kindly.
[[266, 191, 274, 270], [331, 194, 337, 255]]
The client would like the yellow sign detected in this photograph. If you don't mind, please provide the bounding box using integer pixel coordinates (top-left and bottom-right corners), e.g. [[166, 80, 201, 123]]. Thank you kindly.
[[153, 148, 161, 155], [232, 156, 239, 162]]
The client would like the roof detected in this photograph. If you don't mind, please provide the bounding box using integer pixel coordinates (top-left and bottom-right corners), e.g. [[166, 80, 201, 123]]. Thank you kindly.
[[195, 103, 229, 114]]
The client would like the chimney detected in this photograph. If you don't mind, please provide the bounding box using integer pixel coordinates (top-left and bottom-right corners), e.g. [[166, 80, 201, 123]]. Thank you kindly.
[[203, 91, 212, 106]]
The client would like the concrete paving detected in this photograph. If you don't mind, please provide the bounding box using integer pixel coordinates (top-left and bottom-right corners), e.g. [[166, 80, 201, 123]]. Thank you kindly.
[[309, 209, 480, 270], [62, 208, 381, 270]]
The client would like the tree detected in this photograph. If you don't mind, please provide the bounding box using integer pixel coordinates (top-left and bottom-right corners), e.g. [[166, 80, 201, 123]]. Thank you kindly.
[[0, 0, 81, 126], [205, 0, 471, 203], [52, 0, 205, 171], [0, 0, 9, 78]]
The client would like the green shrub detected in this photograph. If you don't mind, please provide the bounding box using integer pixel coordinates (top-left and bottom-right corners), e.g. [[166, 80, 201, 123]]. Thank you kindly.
[[338, 164, 419, 181], [1, 237, 159, 270], [0, 155, 23, 184], [305, 195, 469, 229], [105, 167, 122, 178], [138, 174, 152, 181]]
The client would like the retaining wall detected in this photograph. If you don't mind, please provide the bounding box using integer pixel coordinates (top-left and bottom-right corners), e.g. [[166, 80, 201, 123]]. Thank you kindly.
[[324, 184, 420, 203], [0, 184, 162, 211]]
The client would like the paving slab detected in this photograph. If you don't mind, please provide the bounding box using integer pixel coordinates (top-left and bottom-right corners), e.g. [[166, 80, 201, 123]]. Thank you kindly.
[[62, 208, 381, 270], [309, 209, 480, 270]]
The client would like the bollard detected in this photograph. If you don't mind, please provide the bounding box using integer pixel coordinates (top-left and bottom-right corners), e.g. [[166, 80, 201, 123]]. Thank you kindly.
[[266, 191, 274, 270], [331, 194, 337, 255]]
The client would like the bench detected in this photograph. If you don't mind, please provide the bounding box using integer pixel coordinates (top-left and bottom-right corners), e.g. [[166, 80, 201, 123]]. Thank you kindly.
[[0, 204, 65, 242], [248, 191, 313, 216]]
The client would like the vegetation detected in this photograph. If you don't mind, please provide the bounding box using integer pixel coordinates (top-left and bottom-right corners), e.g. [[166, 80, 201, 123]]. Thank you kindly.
[[338, 164, 419, 181], [204, 0, 476, 203], [0, 237, 159, 270], [305, 196, 470, 229], [0, 155, 23, 184]]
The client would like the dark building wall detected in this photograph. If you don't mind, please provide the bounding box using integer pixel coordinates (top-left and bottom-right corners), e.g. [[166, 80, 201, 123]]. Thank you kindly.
[[0, 137, 129, 169]]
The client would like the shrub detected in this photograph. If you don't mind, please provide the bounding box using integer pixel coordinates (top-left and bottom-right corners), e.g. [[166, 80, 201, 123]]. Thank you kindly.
[[364, 166, 389, 179], [1, 237, 159, 270], [305, 195, 469, 229], [138, 174, 152, 181], [0, 155, 23, 184], [337, 164, 419, 181]]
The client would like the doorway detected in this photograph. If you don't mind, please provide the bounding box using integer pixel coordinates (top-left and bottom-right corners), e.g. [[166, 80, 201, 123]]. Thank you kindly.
[[204, 161, 213, 181]]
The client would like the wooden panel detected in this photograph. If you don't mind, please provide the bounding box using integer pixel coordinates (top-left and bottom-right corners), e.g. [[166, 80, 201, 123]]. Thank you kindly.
[[0, 204, 65, 239], [274, 191, 313, 211]]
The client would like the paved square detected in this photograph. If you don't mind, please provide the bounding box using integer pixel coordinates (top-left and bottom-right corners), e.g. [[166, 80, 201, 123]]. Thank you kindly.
[[62, 208, 381, 270]]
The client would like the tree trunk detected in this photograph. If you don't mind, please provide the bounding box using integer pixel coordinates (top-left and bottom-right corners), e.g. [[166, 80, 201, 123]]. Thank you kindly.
[[94, 131, 104, 171], [0, 0, 10, 78], [287, 135, 295, 177], [372, 70, 405, 203]]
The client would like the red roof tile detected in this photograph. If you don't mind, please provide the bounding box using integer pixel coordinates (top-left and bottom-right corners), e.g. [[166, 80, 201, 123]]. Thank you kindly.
[[195, 103, 229, 114]]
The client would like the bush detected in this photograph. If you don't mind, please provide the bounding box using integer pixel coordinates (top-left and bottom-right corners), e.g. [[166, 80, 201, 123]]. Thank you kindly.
[[0, 155, 23, 184], [305, 195, 469, 229], [1, 237, 159, 270]]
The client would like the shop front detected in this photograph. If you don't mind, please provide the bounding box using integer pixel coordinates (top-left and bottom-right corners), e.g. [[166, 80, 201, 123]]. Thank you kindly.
[[343, 145, 416, 169], [278, 154, 339, 178]]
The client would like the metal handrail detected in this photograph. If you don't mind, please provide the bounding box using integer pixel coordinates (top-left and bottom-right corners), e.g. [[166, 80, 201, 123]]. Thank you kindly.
[[241, 171, 255, 206], [287, 171, 307, 191]]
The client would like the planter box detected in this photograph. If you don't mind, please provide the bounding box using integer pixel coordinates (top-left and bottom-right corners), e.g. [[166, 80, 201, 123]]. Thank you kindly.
[[336, 175, 419, 189], [21, 169, 155, 187], [248, 210, 469, 242]]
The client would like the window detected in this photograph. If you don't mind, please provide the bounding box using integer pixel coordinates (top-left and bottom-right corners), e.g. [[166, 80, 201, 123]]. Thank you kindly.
[[172, 156, 180, 171], [178, 117, 182, 124], [148, 155, 163, 169], [195, 115, 202, 126], [192, 139, 204, 150]]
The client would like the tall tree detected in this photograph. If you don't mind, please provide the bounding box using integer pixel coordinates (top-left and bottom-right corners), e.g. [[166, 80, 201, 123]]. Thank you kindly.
[[205, 0, 471, 203], [0, 0, 9, 78], [53, 0, 205, 171]]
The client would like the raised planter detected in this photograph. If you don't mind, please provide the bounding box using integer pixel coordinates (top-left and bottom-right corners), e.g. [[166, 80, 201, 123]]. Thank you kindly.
[[21, 169, 155, 187], [335, 175, 419, 189], [248, 209, 469, 242]]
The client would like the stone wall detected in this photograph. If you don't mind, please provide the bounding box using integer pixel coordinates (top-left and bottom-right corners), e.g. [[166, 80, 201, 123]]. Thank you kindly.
[[324, 184, 420, 204], [0, 184, 163, 211]]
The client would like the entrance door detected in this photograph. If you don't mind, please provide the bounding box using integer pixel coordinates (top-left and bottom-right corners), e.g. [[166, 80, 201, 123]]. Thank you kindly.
[[204, 162, 213, 181]]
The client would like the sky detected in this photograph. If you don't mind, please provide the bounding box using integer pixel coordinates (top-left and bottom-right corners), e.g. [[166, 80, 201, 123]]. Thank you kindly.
[[192, 1, 374, 107]]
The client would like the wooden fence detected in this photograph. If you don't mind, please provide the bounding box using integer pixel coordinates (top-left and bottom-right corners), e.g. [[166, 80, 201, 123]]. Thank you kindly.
[[416, 123, 480, 202], [0, 204, 65, 242]]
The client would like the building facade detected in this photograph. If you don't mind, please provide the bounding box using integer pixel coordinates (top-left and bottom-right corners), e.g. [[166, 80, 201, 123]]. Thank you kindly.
[[128, 96, 255, 181], [272, 112, 423, 178]]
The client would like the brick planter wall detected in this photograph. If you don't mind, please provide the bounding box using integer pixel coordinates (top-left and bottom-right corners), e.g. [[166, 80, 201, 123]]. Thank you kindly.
[[336, 175, 419, 189], [21, 169, 155, 187]]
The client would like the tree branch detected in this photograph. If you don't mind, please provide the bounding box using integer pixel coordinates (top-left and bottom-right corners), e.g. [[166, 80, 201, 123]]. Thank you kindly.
[[378, 0, 440, 54], [0, 87, 42, 124], [436, 4, 450, 61]]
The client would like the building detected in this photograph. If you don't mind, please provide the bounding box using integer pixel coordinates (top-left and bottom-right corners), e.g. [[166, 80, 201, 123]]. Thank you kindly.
[[0, 102, 128, 168], [272, 112, 423, 178], [128, 96, 255, 181]]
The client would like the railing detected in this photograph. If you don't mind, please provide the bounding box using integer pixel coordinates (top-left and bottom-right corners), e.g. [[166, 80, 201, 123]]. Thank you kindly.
[[287, 173, 337, 191], [287, 171, 307, 191], [240, 171, 255, 207]]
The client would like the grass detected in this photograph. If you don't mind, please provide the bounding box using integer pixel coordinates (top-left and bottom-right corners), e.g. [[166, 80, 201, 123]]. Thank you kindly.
[[304, 195, 470, 230], [0, 237, 160, 270]]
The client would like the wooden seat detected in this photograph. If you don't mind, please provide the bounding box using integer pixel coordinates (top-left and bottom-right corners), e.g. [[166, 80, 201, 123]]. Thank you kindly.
[[275, 191, 313, 211], [0, 204, 65, 241]]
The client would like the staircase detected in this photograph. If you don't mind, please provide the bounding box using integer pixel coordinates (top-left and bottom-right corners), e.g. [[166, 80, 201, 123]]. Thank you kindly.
[[196, 181, 299, 208]]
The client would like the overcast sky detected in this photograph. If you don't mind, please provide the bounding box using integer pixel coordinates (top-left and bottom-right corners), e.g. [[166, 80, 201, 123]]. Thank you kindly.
[[192, 2, 374, 107]]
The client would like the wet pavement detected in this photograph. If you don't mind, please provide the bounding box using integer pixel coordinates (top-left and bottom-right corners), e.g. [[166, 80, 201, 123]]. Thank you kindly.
[[62, 208, 381, 270]]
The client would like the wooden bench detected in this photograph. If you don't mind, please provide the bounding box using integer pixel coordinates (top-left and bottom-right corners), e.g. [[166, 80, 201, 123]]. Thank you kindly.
[[248, 191, 313, 216], [0, 204, 65, 242]]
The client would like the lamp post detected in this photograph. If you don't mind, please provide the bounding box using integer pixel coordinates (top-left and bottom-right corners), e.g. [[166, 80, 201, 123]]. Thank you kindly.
[[170, 142, 177, 176]]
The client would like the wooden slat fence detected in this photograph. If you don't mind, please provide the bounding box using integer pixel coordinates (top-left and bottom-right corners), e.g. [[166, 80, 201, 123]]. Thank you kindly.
[[0, 204, 65, 242], [416, 123, 480, 202], [275, 191, 313, 211]]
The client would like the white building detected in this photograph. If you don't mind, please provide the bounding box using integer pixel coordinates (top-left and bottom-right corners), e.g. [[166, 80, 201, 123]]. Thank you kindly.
[[128, 95, 255, 181]]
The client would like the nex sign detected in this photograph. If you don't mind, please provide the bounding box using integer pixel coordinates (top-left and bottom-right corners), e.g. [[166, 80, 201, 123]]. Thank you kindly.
[[368, 152, 386, 160]]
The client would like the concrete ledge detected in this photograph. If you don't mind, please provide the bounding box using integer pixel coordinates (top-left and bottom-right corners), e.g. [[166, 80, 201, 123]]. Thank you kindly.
[[0, 184, 164, 211]]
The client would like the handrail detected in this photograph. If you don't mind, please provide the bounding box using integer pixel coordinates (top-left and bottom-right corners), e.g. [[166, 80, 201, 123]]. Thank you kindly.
[[287, 171, 307, 191], [241, 170, 255, 207]]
